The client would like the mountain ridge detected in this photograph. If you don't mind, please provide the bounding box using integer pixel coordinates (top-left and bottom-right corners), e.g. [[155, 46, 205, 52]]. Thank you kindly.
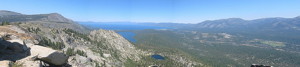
[[195, 16, 300, 30], [0, 10, 23, 16], [0, 10, 72, 23]]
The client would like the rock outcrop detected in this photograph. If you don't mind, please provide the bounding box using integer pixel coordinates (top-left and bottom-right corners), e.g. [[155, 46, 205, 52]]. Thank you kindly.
[[0, 25, 69, 67], [30, 45, 68, 65], [0, 25, 31, 61], [0, 60, 12, 67], [89, 30, 143, 61], [16, 45, 69, 67], [42, 13, 73, 23]]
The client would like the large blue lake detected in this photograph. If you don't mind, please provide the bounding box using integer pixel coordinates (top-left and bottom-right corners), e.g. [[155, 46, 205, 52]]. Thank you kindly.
[[79, 22, 170, 43], [117, 32, 137, 42]]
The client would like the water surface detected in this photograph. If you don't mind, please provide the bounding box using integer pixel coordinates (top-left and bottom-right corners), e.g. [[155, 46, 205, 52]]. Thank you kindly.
[[117, 32, 137, 43], [79, 22, 172, 43], [151, 54, 165, 60]]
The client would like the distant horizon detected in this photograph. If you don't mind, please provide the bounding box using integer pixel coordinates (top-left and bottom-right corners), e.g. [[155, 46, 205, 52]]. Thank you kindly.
[[2, 9, 300, 24], [76, 15, 300, 24], [1, 0, 300, 23]]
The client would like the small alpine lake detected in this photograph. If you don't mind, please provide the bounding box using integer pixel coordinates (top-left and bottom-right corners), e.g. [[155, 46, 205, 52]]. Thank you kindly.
[[151, 54, 165, 60]]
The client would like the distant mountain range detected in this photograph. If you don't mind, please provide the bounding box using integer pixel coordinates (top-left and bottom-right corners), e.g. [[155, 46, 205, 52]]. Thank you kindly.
[[85, 16, 300, 31], [0, 10, 23, 16], [196, 17, 300, 31], [3, 10, 299, 37], [0, 10, 73, 23], [0, 10, 88, 33]]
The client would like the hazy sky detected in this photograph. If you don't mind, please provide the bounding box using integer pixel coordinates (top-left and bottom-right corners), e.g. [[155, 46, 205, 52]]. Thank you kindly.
[[1, 0, 300, 23]]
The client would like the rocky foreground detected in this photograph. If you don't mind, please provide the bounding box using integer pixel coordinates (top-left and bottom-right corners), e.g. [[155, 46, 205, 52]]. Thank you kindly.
[[0, 25, 67, 66], [0, 25, 146, 67]]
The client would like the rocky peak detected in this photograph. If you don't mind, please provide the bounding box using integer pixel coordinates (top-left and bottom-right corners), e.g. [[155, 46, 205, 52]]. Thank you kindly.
[[40, 13, 73, 23], [89, 30, 141, 60], [89, 29, 135, 49]]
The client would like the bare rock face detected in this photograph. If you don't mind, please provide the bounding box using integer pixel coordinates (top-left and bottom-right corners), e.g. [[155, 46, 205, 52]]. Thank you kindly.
[[6, 39, 27, 53], [16, 57, 41, 67], [0, 26, 30, 61], [75, 55, 91, 64], [0, 37, 27, 54], [89, 30, 143, 62], [7, 42, 23, 53], [0, 60, 12, 67], [0, 25, 69, 66], [30, 45, 68, 65]]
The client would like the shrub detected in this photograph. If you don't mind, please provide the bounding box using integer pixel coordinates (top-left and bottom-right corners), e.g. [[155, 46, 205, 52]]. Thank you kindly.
[[38, 37, 65, 50], [63, 28, 90, 41], [66, 48, 75, 56], [76, 50, 86, 57], [1, 21, 10, 26]]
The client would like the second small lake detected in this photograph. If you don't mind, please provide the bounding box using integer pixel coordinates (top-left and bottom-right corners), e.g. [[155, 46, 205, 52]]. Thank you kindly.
[[151, 54, 165, 60]]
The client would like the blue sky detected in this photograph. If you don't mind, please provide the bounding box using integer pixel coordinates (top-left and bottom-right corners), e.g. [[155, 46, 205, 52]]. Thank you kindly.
[[1, 0, 300, 23]]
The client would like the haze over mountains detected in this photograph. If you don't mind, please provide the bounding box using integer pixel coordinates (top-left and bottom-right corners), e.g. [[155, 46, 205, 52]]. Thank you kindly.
[[78, 15, 300, 33], [3, 9, 298, 30], [197, 17, 300, 30]]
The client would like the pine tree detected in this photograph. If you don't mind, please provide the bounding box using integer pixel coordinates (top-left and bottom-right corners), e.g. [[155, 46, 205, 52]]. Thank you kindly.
[[1, 21, 10, 25]]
